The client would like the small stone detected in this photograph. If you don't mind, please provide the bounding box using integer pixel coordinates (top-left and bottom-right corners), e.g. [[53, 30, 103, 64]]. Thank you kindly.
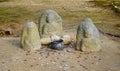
[[38, 57, 42, 60], [43, 62, 49, 67], [58, 52, 65, 56], [63, 64, 69, 71], [8, 69, 11, 71], [46, 62, 49, 65], [23, 59, 28, 65], [52, 58, 58, 62], [24, 59, 27, 61], [66, 48, 72, 52], [62, 59, 68, 62], [62, 35, 71, 44], [71, 66, 75, 68], [95, 62, 99, 65], [92, 62, 94, 64], [41, 52, 49, 58], [98, 58, 102, 60], [51, 35, 61, 41], [1, 62, 5, 64], [59, 66, 63, 68], [94, 56, 97, 58], [84, 57, 87, 60], [40, 38, 51, 45], [30, 65, 33, 67], [69, 42, 76, 48], [49, 51, 54, 55], [41, 64, 43, 66], [52, 61, 56, 64]]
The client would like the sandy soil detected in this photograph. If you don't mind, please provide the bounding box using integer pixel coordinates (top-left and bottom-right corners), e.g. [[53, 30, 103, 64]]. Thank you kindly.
[[0, 33, 120, 71]]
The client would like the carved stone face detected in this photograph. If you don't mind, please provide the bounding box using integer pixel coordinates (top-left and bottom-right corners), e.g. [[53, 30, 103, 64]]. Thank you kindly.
[[38, 10, 63, 38]]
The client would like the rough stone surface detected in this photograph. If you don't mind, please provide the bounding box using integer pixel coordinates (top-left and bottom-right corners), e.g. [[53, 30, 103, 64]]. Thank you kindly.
[[76, 18, 101, 52], [38, 9, 63, 38], [51, 35, 61, 41], [62, 35, 71, 44], [40, 35, 72, 45], [21, 22, 41, 51], [40, 38, 51, 45]]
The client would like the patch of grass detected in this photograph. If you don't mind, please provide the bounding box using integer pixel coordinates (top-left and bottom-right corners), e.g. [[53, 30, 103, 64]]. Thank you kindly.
[[115, 24, 120, 27], [0, 6, 36, 25], [0, 0, 9, 2], [0, 0, 15, 2], [93, 0, 120, 14], [115, 24, 120, 30], [61, 11, 80, 20]]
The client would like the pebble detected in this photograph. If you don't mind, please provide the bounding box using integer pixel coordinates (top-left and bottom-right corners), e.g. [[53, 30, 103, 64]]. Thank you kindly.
[[59, 64, 69, 71], [38, 57, 42, 60], [95, 62, 99, 65], [63, 64, 68, 67], [49, 51, 54, 55], [62, 59, 68, 62], [41, 52, 49, 58], [79, 64, 88, 70], [94, 56, 97, 58], [98, 58, 102, 61], [63, 48, 67, 52], [46, 62, 49, 65], [39, 49, 45, 54], [30, 65, 33, 67], [59, 66, 63, 68], [69, 42, 76, 48], [52, 58, 58, 62], [71, 66, 75, 68], [63, 64, 69, 71], [52, 61, 56, 64], [84, 57, 88, 60], [43, 62, 49, 67], [8, 69, 11, 71], [1, 62, 5, 64], [41, 64, 43, 66], [25, 51, 30, 56], [66, 48, 72, 52], [23, 59, 28, 65], [63, 66, 69, 71], [58, 52, 65, 56]]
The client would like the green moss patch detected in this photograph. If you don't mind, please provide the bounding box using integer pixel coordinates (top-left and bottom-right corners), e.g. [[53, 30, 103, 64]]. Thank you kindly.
[[0, 6, 36, 25]]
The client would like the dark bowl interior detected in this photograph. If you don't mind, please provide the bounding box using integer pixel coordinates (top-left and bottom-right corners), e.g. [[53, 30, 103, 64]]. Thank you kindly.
[[51, 39, 63, 44], [50, 39, 64, 50]]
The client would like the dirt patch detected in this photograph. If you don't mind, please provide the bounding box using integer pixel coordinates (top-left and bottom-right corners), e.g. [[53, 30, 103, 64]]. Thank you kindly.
[[0, 34, 120, 71]]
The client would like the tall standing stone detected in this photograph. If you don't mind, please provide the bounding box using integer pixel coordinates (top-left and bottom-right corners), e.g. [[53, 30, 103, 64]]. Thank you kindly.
[[21, 22, 41, 51], [76, 18, 101, 52], [38, 10, 63, 38]]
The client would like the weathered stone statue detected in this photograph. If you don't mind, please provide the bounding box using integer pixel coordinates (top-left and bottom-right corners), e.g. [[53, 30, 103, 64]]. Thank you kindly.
[[21, 22, 41, 51], [76, 18, 101, 52], [38, 9, 63, 38]]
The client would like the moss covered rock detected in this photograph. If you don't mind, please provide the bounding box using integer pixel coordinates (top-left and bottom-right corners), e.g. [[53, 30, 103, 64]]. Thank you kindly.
[[76, 18, 101, 52], [21, 22, 41, 51], [38, 10, 63, 38]]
